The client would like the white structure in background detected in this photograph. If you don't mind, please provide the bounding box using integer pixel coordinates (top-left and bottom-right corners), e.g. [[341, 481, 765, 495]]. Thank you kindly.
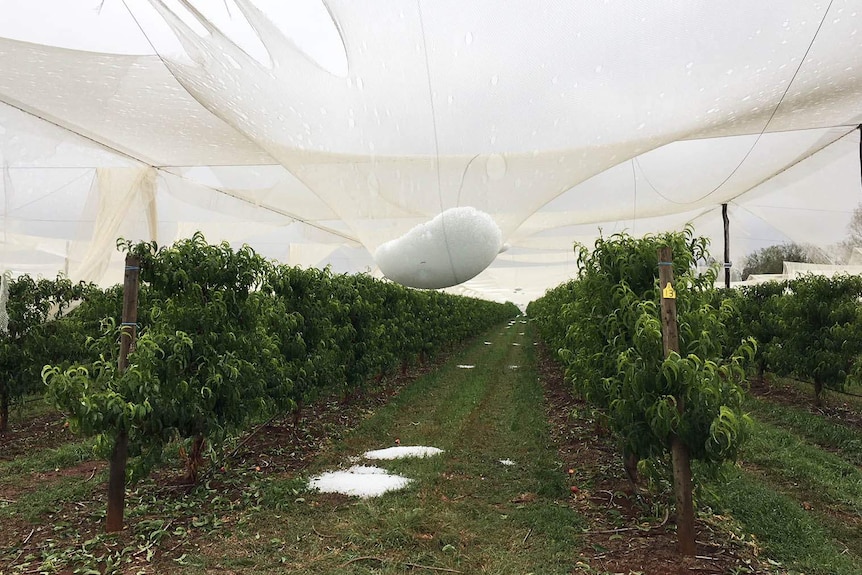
[[733, 261, 862, 286]]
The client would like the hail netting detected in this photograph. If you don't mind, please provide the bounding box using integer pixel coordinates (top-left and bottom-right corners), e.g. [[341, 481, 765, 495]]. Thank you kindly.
[[0, 2, 862, 302]]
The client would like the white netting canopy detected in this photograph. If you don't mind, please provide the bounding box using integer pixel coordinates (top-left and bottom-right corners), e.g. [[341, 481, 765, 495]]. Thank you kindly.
[[1, 1, 861, 304]]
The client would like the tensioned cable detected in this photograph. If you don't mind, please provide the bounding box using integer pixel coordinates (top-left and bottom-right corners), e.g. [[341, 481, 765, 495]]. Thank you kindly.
[[638, 124, 857, 208], [0, 96, 153, 166], [416, 0, 460, 284], [0, 169, 94, 217], [636, 0, 836, 206], [729, 200, 830, 260], [455, 153, 481, 207], [2, 93, 353, 241], [741, 204, 853, 214], [161, 168, 360, 243]]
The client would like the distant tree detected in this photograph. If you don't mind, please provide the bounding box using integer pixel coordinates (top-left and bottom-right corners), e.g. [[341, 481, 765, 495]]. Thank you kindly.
[[740, 242, 827, 280], [835, 204, 862, 263]]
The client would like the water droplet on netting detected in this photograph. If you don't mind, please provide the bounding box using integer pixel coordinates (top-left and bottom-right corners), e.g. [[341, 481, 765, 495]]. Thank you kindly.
[[447, 94, 454, 104], [356, 77, 365, 90], [595, 65, 603, 73], [490, 75, 499, 86], [465, 32, 474, 45], [348, 118, 356, 128], [486, 154, 507, 181]]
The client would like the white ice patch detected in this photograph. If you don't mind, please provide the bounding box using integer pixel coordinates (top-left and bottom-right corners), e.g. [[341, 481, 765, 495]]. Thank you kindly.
[[363, 446, 444, 460], [308, 465, 411, 498], [457, 364, 475, 369], [499, 459, 516, 466], [374, 207, 503, 289]]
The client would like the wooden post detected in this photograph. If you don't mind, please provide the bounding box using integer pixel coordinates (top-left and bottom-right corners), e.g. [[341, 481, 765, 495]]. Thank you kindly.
[[106, 254, 140, 533], [722, 203, 731, 289], [657, 246, 696, 556]]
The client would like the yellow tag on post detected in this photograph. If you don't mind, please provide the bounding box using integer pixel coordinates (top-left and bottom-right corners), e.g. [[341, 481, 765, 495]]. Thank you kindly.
[[662, 283, 676, 299]]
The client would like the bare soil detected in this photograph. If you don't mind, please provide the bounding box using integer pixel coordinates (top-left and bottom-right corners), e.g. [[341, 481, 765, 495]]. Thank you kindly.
[[0, 408, 76, 461]]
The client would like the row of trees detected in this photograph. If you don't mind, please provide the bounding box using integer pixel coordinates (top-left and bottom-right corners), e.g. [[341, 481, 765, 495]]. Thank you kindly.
[[4, 234, 518, 530], [727, 274, 862, 404], [530, 227, 862, 553], [528, 229, 754, 555], [0, 275, 105, 431]]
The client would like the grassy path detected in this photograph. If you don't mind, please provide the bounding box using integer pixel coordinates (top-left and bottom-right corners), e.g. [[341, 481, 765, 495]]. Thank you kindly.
[[702, 393, 862, 574], [170, 320, 584, 574]]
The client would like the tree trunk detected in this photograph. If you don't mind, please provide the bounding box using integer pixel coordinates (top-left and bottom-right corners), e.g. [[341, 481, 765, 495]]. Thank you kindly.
[[104, 254, 140, 533], [757, 358, 766, 385], [623, 450, 639, 487], [0, 385, 8, 432], [671, 435, 697, 556], [185, 435, 206, 484], [814, 380, 824, 407], [658, 246, 697, 556], [106, 429, 128, 532], [292, 400, 303, 427]]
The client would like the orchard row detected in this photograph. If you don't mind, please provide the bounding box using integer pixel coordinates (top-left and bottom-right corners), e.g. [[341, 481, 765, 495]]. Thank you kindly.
[[2, 233, 518, 484], [527, 228, 862, 553]]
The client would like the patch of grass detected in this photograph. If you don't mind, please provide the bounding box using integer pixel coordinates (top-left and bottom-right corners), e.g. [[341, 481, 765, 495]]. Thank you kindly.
[[0, 438, 95, 477], [743, 419, 862, 517], [0, 472, 104, 523], [168, 323, 586, 574], [7, 394, 56, 423], [700, 408, 862, 573], [703, 467, 861, 575], [746, 395, 862, 466]]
